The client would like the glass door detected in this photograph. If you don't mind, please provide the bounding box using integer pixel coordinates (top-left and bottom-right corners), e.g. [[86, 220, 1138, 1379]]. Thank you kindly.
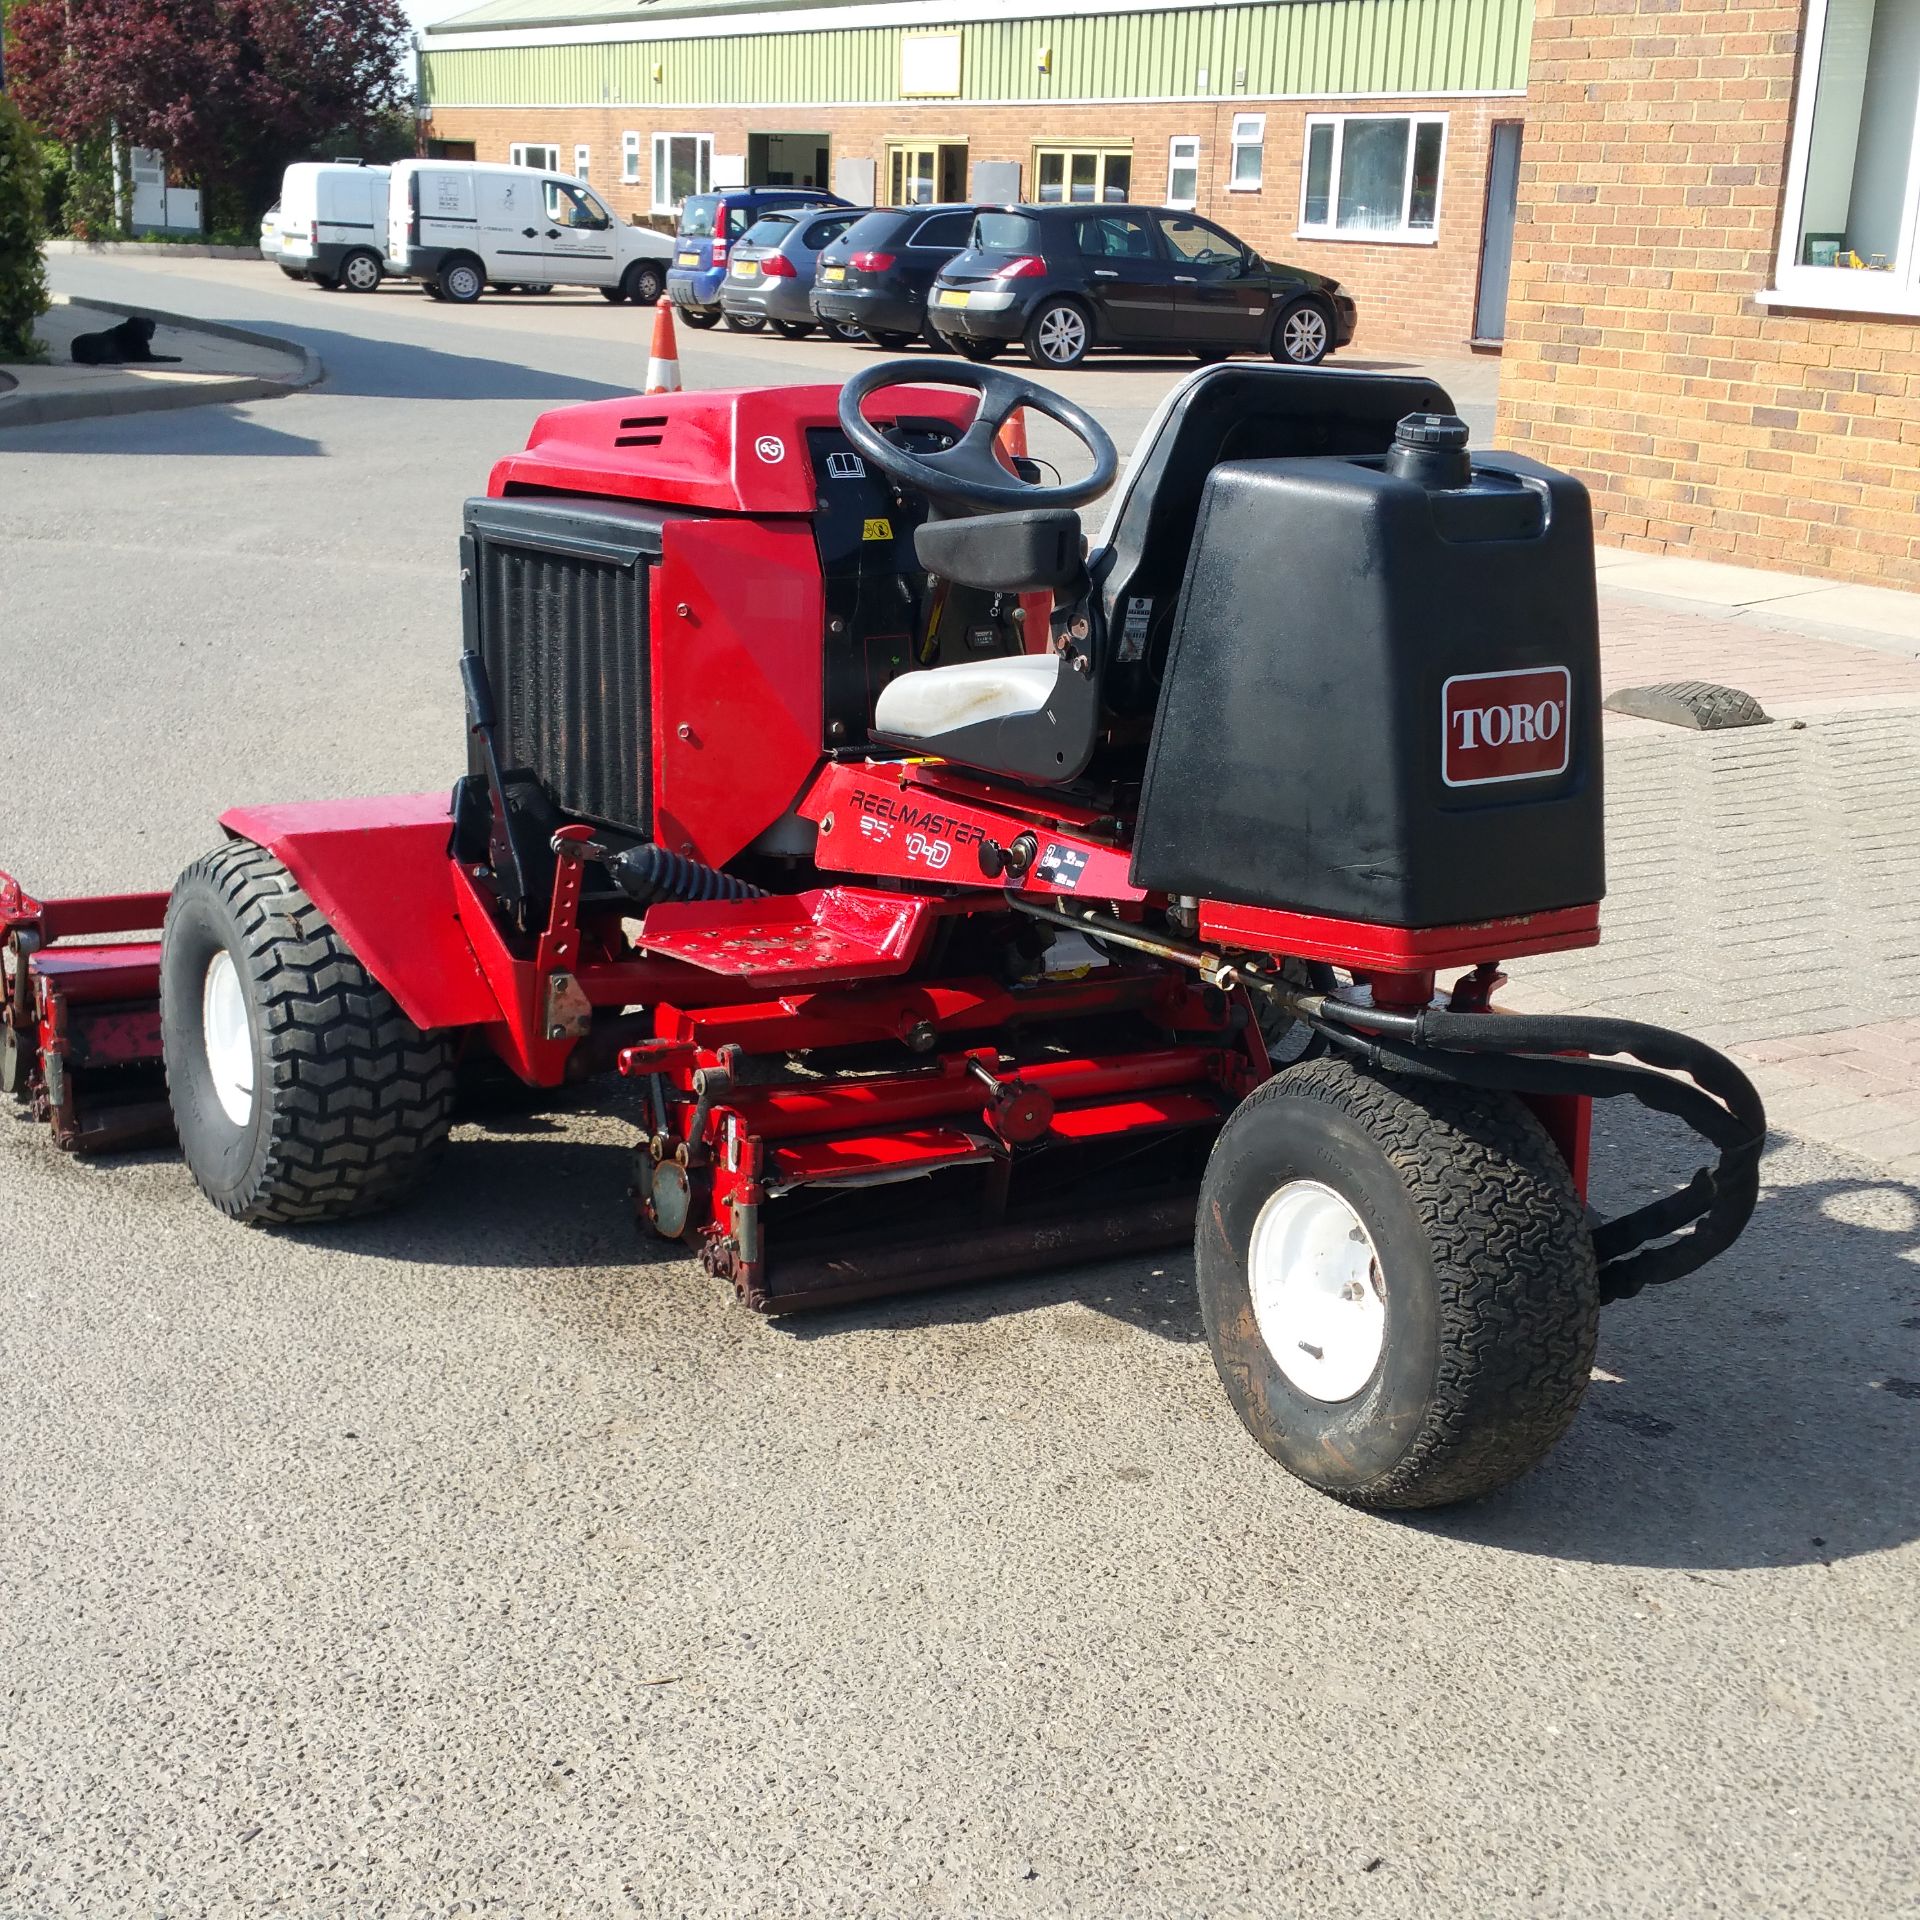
[[890, 145, 939, 205]]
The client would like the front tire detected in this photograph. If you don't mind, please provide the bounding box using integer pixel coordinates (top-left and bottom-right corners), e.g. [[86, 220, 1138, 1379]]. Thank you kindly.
[[1196, 1057, 1598, 1509], [621, 261, 665, 306], [439, 256, 485, 304], [1272, 297, 1333, 365], [1025, 298, 1091, 369], [160, 842, 458, 1225], [339, 248, 383, 293]]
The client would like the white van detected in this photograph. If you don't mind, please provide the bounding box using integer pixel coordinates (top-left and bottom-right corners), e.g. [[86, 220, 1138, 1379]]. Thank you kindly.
[[387, 160, 674, 305], [276, 162, 392, 292]]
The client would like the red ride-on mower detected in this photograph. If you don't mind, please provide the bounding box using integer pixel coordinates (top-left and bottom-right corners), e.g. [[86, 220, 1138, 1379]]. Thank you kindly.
[[0, 361, 1765, 1508]]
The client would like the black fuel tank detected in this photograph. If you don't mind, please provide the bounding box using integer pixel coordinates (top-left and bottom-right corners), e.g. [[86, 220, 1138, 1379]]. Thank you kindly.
[[1130, 416, 1604, 928]]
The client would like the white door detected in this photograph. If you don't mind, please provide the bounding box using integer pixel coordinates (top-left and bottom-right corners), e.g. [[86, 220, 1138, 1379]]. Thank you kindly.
[[537, 179, 620, 285]]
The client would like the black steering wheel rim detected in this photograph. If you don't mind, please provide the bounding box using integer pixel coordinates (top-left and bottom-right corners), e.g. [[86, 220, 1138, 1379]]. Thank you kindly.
[[837, 359, 1120, 513]]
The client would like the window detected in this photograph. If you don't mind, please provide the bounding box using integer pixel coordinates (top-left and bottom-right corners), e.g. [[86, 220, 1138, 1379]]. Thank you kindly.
[[651, 133, 712, 214], [510, 143, 561, 173], [622, 132, 641, 184], [1229, 115, 1265, 191], [1769, 0, 1920, 315], [804, 213, 860, 250], [908, 211, 974, 249], [573, 143, 591, 182], [1167, 136, 1201, 210], [544, 181, 609, 230], [1035, 147, 1131, 204], [1156, 214, 1249, 279], [975, 211, 1042, 252], [1072, 212, 1157, 260], [1297, 114, 1446, 241]]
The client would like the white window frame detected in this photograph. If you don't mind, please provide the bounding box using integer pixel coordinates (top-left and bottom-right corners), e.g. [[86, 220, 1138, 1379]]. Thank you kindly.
[[509, 143, 561, 173], [1167, 135, 1201, 210], [1228, 114, 1265, 192], [1762, 0, 1920, 317], [651, 132, 714, 215], [622, 132, 641, 185], [573, 143, 591, 182], [1295, 112, 1447, 245]]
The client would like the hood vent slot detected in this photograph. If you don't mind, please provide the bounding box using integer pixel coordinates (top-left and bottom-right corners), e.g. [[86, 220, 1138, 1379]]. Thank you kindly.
[[615, 414, 669, 449]]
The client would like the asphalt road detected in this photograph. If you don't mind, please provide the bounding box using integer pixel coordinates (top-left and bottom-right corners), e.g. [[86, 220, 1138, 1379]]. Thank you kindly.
[[2, 258, 1915, 1920]]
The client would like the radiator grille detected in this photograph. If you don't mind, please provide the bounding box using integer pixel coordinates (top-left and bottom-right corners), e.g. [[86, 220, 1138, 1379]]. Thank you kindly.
[[477, 539, 651, 836]]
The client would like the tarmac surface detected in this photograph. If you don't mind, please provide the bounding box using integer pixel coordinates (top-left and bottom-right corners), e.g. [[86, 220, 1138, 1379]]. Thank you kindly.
[[1, 257, 1915, 1920]]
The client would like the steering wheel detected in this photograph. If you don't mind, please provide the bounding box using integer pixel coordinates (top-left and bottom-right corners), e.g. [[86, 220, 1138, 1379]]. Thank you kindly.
[[837, 360, 1120, 513]]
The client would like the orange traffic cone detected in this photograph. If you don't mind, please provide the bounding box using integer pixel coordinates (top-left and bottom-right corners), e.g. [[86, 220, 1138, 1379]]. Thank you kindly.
[[645, 298, 683, 395], [994, 404, 1028, 474]]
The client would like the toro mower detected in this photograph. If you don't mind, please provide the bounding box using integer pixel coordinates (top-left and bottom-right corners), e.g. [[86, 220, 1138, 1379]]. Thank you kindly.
[[0, 359, 1764, 1508]]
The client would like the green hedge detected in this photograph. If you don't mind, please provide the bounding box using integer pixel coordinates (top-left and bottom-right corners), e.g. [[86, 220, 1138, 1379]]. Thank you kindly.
[[0, 95, 50, 359]]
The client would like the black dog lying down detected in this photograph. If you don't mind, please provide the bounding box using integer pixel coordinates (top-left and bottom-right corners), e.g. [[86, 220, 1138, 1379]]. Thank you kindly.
[[71, 316, 182, 366]]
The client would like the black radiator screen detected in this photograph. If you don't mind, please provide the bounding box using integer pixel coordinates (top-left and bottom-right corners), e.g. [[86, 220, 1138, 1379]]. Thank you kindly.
[[464, 497, 664, 839]]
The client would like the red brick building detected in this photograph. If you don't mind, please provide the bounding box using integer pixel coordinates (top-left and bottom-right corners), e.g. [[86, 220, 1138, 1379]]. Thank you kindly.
[[1497, 0, 1920, 589], [418, 0, 1537, 352]]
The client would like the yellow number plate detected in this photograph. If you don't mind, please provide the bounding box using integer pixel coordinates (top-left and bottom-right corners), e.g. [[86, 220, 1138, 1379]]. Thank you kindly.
[[732, 260, 758, 277], [935, 289, 970, 309], [677, 250, 699, 265], [822, 265, 847, 282]]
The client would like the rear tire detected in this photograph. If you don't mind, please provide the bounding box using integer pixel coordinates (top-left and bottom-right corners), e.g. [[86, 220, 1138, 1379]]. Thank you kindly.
[[423, 282, 447, 301], [722, 310, 765, 333], [867, 328, 916, 351], [600, 284, 627, 304], [1196, 1056, 1598, 1509], [679, 307, 720, 330], [921, 315, 953, 354], [160, 842, 458, 1226], [1272, 297, 1332, 365], [951, 337, 1005, 363], [339, 248, 383, 293], [439, 256, 485, 304], [770, 319, 814, 340], [1025, 298, 1091, 369], [621, 261, 664, 306], [310, 271, 340, 291], [822, 319, 866, 344]]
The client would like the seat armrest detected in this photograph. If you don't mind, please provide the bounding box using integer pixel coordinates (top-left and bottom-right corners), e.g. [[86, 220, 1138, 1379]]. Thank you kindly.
[[914, 509, 1084, 594]]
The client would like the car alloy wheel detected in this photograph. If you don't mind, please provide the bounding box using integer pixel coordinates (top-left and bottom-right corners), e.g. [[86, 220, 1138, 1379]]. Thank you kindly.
[[340, 250, 382, 293], [1277, 302, 1330, 365], [1030, 302, 1089, 368]]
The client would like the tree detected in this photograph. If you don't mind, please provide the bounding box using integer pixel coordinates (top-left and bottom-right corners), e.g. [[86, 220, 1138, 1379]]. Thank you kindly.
[[8, 0, 412, 226]]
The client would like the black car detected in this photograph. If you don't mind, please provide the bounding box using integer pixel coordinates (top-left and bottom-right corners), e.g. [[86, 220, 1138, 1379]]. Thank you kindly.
[[810, 203, 1000, 350], [929, 205, 1357, 370]]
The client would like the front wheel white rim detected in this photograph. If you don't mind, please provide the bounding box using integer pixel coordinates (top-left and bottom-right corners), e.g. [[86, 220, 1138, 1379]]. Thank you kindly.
[[1248, 1180, 1387, 1402], [201, 949, 256, 1129], [1284, 310, 1328, 360], [1038, 308, 1086, 362], [448, 267, 480, 299]]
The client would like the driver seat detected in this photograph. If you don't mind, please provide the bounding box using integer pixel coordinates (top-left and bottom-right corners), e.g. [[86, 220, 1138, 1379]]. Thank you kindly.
[[869, 506, 1102, 784]]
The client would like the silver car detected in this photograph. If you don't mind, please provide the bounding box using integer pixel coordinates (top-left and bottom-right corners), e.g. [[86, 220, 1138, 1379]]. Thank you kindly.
[[720, 207, 869, 341]]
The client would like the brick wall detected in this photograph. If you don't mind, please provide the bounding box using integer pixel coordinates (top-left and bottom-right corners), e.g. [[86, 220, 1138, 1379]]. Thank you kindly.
[[1496, 0, 1920, 590], [424, 94, 1519, 350]]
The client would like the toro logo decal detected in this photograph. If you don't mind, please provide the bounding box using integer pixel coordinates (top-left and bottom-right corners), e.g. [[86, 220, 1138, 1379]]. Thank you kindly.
[[1442, 667, 1572, 789]]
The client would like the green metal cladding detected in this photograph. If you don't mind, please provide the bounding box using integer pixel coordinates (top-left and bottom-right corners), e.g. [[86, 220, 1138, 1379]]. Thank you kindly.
[[421, 0, 1535, 109]]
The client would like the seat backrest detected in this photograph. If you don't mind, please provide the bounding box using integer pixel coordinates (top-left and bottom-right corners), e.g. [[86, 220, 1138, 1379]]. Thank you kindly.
[[1090, 364, 1455, 716]]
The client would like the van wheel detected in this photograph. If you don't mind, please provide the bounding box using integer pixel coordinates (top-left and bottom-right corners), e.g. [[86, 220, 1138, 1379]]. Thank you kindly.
[[1196, 1057, 1598, 1509], [439, 256, 485, 304], [621, 262, 665, 306], [423, 281, 446, 300], [339, 249, 383, 293], [770, 319, 814, 340], [160, 842, 458, 1226], [1026, 300, 1091, 369], [600, 285, 627, 303], [310, 270, 339, 291], [1272, 298, 1332, 365], [679, 308, 720, 330]]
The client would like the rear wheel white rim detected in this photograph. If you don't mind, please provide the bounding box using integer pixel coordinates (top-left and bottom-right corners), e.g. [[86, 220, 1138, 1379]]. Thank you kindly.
[[1248, 1180, 1387, 1402], [1283, 309, 1328, 360], [448, 266, 480, 299], [201, 949, 255, 1129], [345, 254, 379, 290], [1038, 308, 1086, 362]]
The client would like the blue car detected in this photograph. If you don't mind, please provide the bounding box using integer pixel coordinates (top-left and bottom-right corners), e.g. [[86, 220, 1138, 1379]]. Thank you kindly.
[[666, 188, 849, 328]]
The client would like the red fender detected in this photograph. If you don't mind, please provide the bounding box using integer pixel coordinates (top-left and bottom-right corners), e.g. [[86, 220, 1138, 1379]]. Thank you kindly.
[[219, 793, 502, 1033]]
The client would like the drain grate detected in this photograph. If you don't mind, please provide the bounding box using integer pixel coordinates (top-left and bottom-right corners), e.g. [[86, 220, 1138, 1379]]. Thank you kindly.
[[1603, 680, 1772, 730]]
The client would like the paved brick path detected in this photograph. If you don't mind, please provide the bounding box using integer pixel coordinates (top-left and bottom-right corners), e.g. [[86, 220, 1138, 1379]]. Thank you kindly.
[[1512, 587, 1920, 1184]]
